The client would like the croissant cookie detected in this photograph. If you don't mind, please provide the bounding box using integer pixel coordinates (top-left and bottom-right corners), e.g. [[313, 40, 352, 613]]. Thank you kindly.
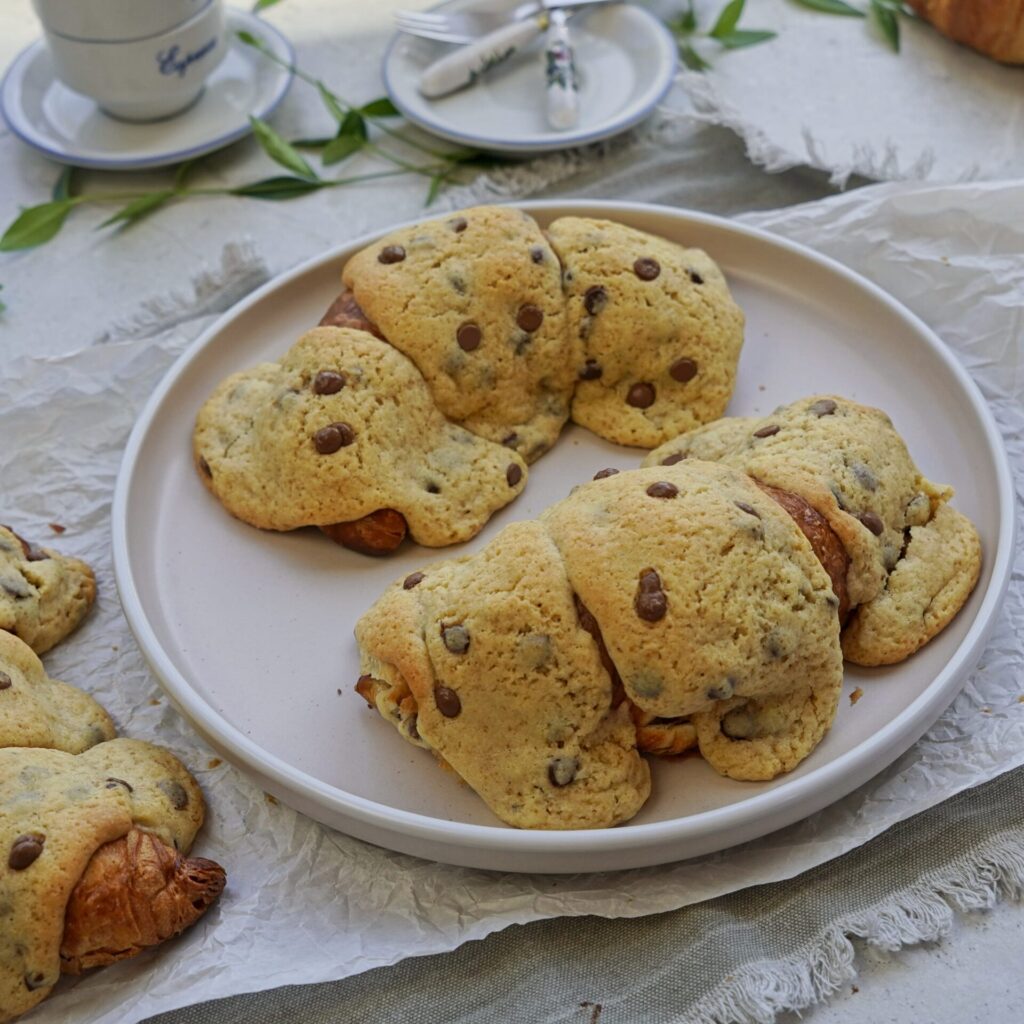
[[0, 635, 225, 1022], [645, 395, 982, 666], [907, 0, 1024, 62], [0, 525, 95, 655], [195, 206, 744, 555], [355, 460, 846, 828]]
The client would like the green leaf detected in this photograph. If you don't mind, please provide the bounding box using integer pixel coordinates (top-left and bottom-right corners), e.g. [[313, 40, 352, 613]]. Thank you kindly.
[[236, 29, 264, 48], [870, 0, 900, 49], [0, 200, 73, 251], [249, 116, 319, 179], [317, 82, 349, 124], [174, 158, 200, 190], [425, 172, 449, 207], [716, 28, 777, 47], [359, 97, 400, 117], [678, 40, 711, 70], [252, 0, 285, 10], [291, 137, 336, 149], [52, 166, 77, 202], [0, 285, 6, 315], [710, 0, 745, 38], [98, 191, 174, 229], [339, 110, 367, 140], [792, 0, 865, 15], [230, 176, 326, 200], [321, 133, 364, 166]]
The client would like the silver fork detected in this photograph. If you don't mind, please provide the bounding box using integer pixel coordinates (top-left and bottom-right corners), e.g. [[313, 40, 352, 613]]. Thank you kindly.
[[394, 0, 613, 45]]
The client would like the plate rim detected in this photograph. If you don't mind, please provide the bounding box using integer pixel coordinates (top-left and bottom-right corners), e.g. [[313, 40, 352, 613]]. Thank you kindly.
[[380, 3, 679, 154], [0, 10, 295, 171], [111, 198, 1016, 862]]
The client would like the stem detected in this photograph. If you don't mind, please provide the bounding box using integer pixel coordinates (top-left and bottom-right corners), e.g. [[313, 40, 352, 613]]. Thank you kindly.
[[246, 38, 452, 161]]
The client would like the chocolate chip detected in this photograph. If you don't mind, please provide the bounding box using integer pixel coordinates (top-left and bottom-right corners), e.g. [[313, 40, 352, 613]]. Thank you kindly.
[[548, 756, 579, 787], [157, 780, 189, 810], [405, 713, 420, 740], [626, 382, 656, 409], [516, 304, 544, 332], [852, 462, 878, 491], [633, 257, 660, 281], [669, 357, 698, 383], [8, 834, 44, 870], [434, 684, 462, 717], [378, 245, 406, 264], [584, 285, 607, 315], [441, 624, 470, 654], [859, 511, 885, 536], [753, 424, 780, 438], [507, 463, 523, 487], [661, 452, 686, 466], [198, 456, 213, 478], [313, 423, 355, 454], [579, 360, 603, 381], [722, 708, 754, 739], [502, 432, 519, 448], [24, 972, 48, 992], [403, 571, 425, 590], [706, 677, 736, 701], [450, 216, 467, 233], [689, 269, 704, 285], [735, 501, 760, 518], [0, 671, 11, 691], [426, 482, 441, 494], [810, 398, 837, 417], [313, 370, 346, 395], [456, 322, 481, 351], [646, 481, 678, 499], [530, 246, 545, 263], [104, 777, 133, 792], [634, 568, 667, 622], [593, 468, 619, 480]]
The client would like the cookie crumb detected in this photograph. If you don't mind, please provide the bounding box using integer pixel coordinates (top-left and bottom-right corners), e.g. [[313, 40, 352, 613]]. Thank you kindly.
[[265, 793, 279, 805], [207, 758, 222, 769], [149, 698, 161, 706], [849, 687, 863, 705], [758, 384, 766, 392], [981, 706, 992, 714], [852, 985, 860, 994], [48, 523, 66, 534]]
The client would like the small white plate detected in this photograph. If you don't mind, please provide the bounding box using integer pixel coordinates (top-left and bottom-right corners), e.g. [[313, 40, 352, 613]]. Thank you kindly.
[[382, 1, 678, 154], [111, 201, 1015, 874], [0, 10, 293, 171]]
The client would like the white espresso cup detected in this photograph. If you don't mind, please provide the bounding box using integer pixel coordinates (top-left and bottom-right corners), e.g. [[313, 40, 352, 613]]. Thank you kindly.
[[42, 0, 226, 121], [31, 0, 210, 43]]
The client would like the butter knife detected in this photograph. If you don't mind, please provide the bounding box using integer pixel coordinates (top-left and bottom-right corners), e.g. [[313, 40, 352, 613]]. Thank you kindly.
[[544, 8, 579, 129]]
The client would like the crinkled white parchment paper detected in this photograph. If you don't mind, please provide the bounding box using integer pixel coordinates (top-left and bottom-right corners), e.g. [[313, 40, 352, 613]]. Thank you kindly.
[[4, 180, 1022, 1024], [676, 0, 1024, 185]]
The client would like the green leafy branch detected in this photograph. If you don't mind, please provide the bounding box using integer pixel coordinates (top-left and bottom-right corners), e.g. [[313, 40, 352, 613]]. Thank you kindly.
[[0, 31, 506, 255], [793, 0, 911, 51], [670, 0, 776, 71]]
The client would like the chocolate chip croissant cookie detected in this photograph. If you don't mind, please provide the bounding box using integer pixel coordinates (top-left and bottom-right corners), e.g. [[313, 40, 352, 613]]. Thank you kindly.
[[0, 739, 226, 1023], [355, 460, 845, 828], [0, 636, 225, 1021], [0, 525, 95, 655], [645, 395, 982, 666]]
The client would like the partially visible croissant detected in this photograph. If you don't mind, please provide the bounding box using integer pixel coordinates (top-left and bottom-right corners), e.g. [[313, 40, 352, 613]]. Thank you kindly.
[[907, 0, 1024, 62], [60, 829, 226, 975]]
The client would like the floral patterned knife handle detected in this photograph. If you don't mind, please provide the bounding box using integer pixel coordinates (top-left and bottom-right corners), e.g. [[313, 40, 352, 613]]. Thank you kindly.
[[545, 9, 579, 129]]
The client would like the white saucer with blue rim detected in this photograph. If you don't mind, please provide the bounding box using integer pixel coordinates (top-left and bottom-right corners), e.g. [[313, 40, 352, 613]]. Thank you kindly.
[[383, 1, 678, 155], [0, 10, 293, 171]]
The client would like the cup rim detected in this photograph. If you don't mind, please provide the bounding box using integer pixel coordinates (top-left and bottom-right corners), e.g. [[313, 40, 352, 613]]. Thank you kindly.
[[39, 0, 215, 45]]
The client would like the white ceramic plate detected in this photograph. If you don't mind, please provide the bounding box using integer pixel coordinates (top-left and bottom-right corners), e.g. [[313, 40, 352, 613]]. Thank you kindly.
[[382, 1, 677, 154], [112, 201, 1014, 873], [0, 10, 293, 171]]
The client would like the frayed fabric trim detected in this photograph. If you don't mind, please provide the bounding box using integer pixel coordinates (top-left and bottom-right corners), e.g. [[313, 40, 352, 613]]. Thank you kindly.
[[685, 829, 1024, 1024]]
